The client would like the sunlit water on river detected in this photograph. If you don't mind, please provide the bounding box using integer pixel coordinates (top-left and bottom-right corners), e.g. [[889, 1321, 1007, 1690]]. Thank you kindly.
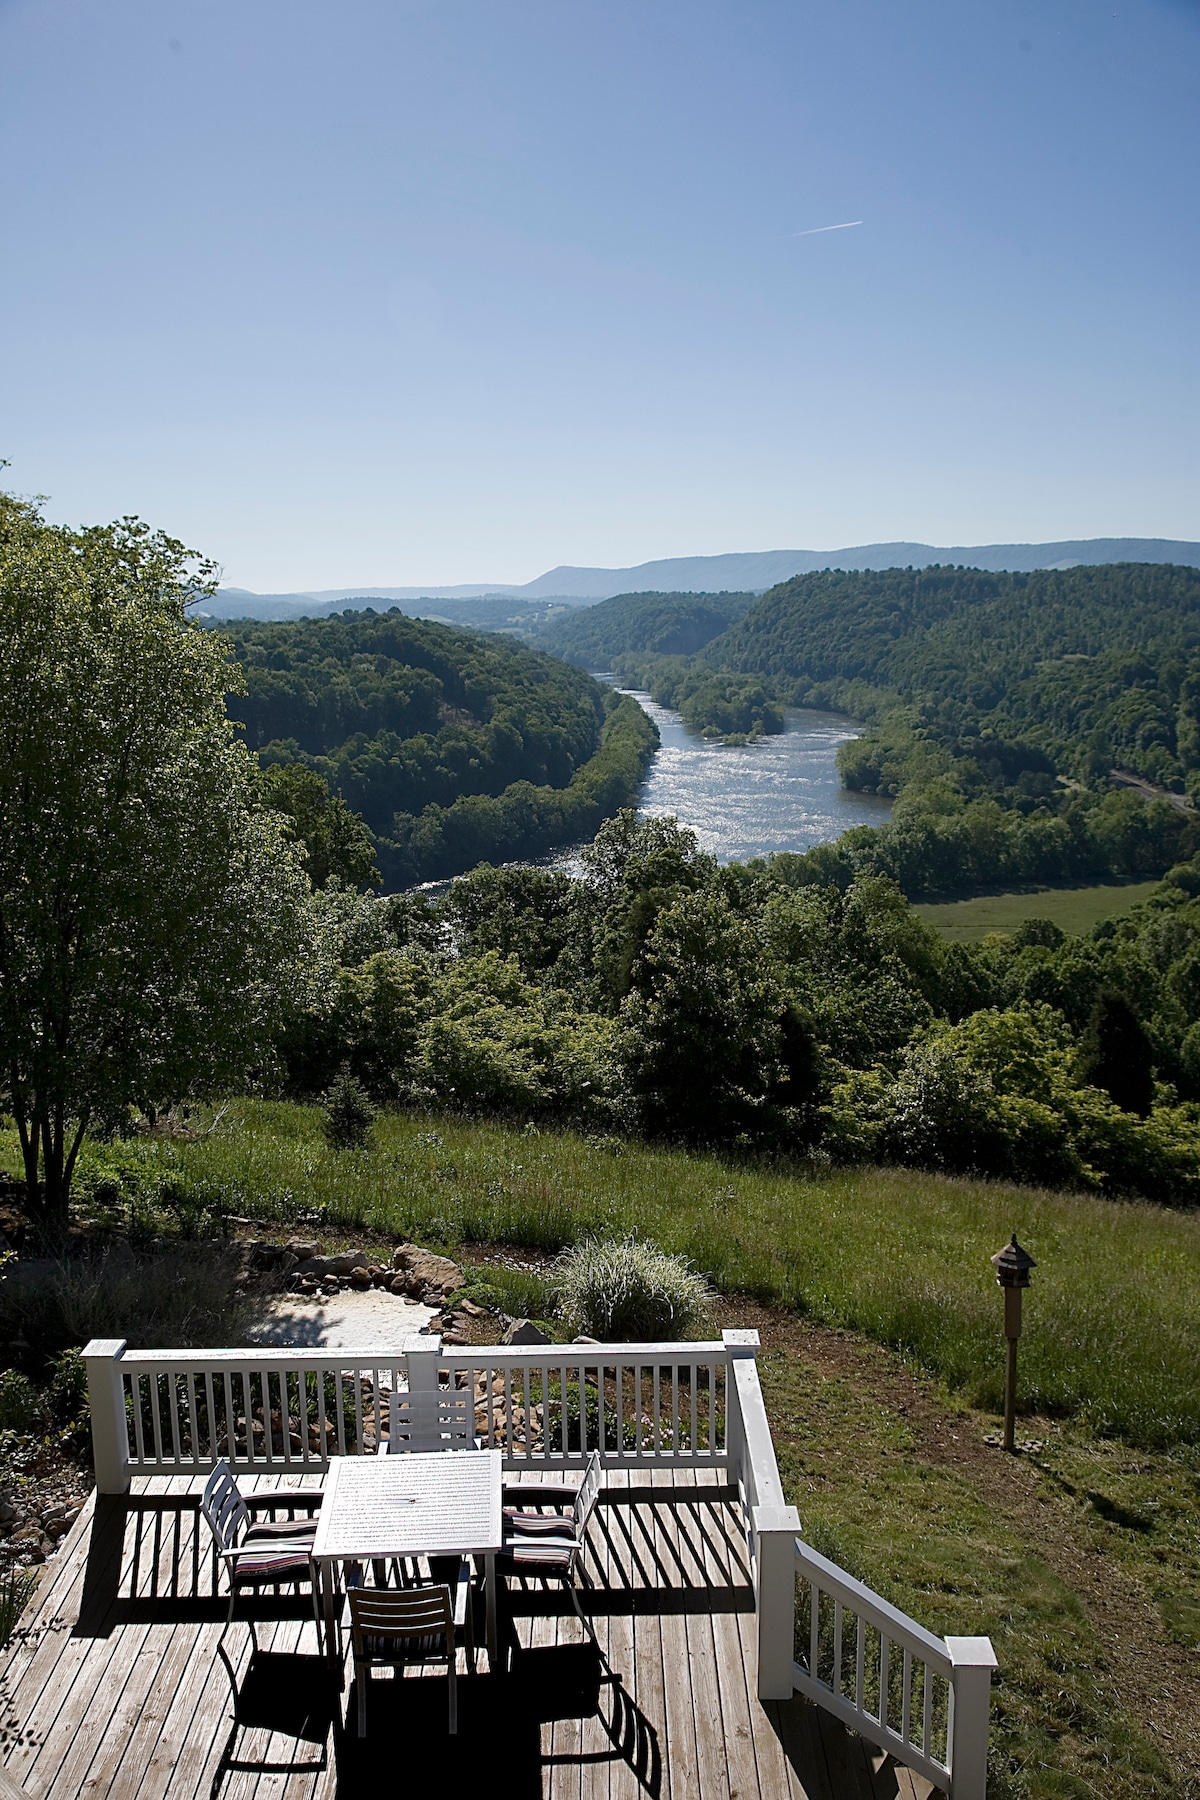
[[616, 690, 892, 864]]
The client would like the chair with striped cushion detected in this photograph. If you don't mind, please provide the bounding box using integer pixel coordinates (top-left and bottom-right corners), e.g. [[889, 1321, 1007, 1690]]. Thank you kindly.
[[495, 1449, 603, 1637], [201, 1460, 323, 1637], [344, 1581, 469, 1736]]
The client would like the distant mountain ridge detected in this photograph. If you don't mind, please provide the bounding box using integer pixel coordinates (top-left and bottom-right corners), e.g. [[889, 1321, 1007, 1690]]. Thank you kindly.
[[209, 537, 1200, 619]]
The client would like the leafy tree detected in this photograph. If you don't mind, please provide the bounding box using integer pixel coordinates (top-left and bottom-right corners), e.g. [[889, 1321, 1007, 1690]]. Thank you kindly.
[[1076, 993, 1156, 1116], [619, 892, 783, 1140], [0, 501, 311, 1229], [260, 763, 380, 890]]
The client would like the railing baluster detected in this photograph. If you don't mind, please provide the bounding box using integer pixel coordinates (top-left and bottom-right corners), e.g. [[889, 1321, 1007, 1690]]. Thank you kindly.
[[901, 1646, 911, 1745], [879, 1632, 889, 1730], [855, 1613, 865, 1711], [833, 1600, 843, 1697], [809, 1580, 819, 1682]]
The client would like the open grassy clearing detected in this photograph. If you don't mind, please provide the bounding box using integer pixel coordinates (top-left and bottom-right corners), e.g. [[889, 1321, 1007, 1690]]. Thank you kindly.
[[913, 880, 1162, 942], [32, 1099, 1200, 1450], [737, 1302, 1200, 1800]]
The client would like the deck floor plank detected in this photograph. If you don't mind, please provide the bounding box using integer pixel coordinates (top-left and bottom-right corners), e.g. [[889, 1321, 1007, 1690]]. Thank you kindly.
[[0, 1465, 944, 1800]]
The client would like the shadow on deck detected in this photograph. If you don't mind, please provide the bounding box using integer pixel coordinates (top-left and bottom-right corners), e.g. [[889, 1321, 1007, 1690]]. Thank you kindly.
[[0, 1473, 935, 1800]]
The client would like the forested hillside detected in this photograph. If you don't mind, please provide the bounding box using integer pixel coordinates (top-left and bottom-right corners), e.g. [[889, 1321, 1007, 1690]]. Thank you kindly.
[[271, 811, 1200, 1207], [534, 589, 756, 665], [221, 610, 657, 888], [608, 563, 1200, 897]]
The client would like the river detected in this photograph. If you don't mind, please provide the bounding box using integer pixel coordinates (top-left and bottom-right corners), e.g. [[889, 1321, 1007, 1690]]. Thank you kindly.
[[616, 690, 892, 863]]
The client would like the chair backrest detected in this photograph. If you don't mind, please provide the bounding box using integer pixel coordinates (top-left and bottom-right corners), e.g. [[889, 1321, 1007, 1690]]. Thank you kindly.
[[383, 1389, 474, 1454], [348, 1583, 454, 1655], [201, 1460, 248, 1553], [573, 1450, 603, 1535]]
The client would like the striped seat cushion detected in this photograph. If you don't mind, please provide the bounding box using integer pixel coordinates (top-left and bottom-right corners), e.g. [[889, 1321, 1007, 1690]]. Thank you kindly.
[[359, 1632, 447, 1660], [503, 1509, 579, 1538], [497, 1535, 577, 1572], [244, 1518, 318, 1544], [232, 1547, 313, 1584]]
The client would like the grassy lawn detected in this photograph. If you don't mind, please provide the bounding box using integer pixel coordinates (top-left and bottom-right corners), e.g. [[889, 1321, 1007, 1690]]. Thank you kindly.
[[10, 1099, 1200, 1797], [36, 1099, 1200, 1449], [913, 880, 1162, 942], [742, 1302, 1200, 1800]]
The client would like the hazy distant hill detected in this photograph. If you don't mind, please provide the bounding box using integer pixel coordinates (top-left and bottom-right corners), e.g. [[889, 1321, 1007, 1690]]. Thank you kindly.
[[207, 537, 1200, 619]]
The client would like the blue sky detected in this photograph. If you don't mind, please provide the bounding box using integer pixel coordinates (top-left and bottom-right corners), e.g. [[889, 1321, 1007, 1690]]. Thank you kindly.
[[2, 0, 1198, 588]]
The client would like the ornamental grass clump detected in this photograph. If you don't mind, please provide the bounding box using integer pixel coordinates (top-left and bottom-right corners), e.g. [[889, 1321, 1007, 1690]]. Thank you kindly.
[[554, 1236, 711, 1342]]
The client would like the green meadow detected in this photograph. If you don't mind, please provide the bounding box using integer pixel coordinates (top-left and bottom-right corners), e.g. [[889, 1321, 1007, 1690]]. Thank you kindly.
[[914, 879, 1163, 943], [39, 1098, 1200, 1451]]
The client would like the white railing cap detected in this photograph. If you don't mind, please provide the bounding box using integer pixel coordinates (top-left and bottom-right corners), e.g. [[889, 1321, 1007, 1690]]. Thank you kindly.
[[115, 1337, 733, 1366], [795, 1536, 950, 1666], [82, 1339, 127, 1360], [945, 1636, 998, 1670], [721, 1329, 760, 1354]]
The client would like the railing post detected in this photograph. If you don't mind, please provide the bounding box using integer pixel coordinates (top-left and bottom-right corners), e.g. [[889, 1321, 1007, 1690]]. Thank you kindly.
[[404, 1333, 443, 1392], [82, 1338, 130, 1495], [722, 1329, 758, 1483], [753, 1505, 801, 1700], [946, 1636, 998, 1800]]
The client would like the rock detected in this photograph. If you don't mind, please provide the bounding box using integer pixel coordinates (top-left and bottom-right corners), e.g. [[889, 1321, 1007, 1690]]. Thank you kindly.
[[323, 1249, 370, 1276], [389, 1275, 408, 1296], [0, 1501, 14, 1524], [459, 1299, 485, 1318], [320, 1276, 340, 1294], [441, 1331, 468, 1346], [390, 1243, 462, 1298], [502, 1319, 553, 1346], [349, 1268, 372, 1289], [286, 1238, 321, 1260], [251, 1243, 286, 1269], [280, 1252, 299, 1274]]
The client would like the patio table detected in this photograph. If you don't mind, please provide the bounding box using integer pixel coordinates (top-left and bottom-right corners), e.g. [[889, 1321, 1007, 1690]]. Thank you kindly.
[[311, 1449, 504, 1667]]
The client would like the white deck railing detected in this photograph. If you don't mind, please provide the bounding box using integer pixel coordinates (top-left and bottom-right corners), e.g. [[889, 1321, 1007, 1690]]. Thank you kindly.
[[84, 1325, 994, 1796], [724, 1337, 996, 1800], [82, 1330, 734, 1488]]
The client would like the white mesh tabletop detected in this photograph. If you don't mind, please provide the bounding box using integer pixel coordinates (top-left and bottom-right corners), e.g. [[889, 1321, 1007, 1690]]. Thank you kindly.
[[311, 1449, 503, 1561]]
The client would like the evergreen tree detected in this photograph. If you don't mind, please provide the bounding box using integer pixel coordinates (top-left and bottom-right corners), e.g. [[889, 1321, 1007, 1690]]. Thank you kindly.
[[1076, 993, 1155, 1117]]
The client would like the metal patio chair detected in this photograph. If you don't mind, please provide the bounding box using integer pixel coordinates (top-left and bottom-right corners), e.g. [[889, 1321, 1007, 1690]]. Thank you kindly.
[[343, 1577, 472, 1736], [200, 1459, 323, 1639], [495, 1448, 604, 1638]]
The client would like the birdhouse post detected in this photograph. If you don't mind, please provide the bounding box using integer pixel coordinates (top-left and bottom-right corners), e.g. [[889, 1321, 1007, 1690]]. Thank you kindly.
[[990, 1234, 1036, 1452]]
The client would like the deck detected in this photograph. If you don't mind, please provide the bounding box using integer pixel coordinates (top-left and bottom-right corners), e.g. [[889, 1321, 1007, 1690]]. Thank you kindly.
[[0, 1470, 935, 1800]]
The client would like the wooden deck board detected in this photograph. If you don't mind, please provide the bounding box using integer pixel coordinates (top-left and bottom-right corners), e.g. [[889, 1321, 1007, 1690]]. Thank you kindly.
[[0, 1468, 941, 1800]]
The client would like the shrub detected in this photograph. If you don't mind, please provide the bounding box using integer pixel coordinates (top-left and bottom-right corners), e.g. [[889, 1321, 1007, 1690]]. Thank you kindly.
[[0, 1244, 254, 1360], [322, 1066, 376, 1150], [554, 1236, 711, 1342], [0, 1567, 38, 1650], [0, 1368, 39, 1432]]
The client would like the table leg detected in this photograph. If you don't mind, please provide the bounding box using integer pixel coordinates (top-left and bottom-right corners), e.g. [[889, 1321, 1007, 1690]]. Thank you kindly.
[[485, 1552, 498, 1669], [319, 1561, 337, 1661]]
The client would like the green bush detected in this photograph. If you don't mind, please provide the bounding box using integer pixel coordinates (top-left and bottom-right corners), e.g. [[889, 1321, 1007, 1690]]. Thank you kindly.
[[0, 1567, 38, 1650], [554, 1236, 711, 1342], [0, 1368, 40, 1432]]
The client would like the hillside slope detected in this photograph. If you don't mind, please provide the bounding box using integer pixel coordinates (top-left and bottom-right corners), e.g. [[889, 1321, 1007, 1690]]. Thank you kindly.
[[534, 589, 757, 665], [222, 609, 657, 888]]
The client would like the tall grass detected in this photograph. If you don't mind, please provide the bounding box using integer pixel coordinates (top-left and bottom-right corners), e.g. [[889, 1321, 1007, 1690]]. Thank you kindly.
[[21, 1100, 1200, 1447]]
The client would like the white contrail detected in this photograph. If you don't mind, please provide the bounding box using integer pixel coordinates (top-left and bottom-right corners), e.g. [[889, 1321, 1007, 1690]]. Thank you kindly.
[[790, 220, 863, 237]]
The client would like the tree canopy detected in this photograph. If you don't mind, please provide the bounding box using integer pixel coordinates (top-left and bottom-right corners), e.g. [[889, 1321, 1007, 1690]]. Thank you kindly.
[[0, 498, 312, 1226], [219, 609, 657, 887]]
